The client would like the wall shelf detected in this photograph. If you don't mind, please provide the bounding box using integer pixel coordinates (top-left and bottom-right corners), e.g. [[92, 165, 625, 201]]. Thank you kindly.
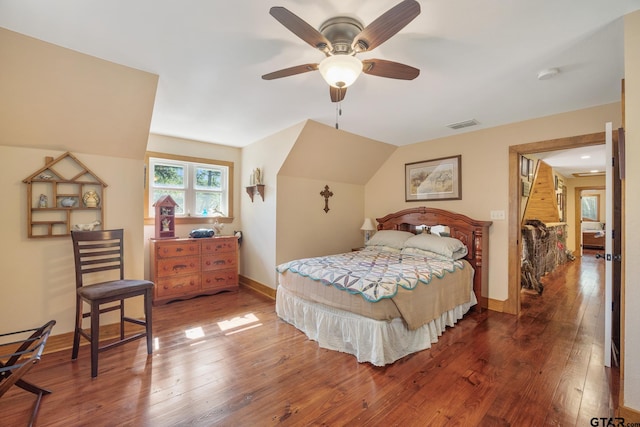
[[22, 152, 107, 238], [246, 184, 265, 202]]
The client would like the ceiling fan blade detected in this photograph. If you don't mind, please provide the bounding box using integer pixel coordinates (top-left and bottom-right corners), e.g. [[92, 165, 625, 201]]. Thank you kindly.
[[352, 0, 420, 53], [269, 7, 332, 52], [362, 59, 420, 80], [262, 63, 319, 80], [330, 86, 347, 103]]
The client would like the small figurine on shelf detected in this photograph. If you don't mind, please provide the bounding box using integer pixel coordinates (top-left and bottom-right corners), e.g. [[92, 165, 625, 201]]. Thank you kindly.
[[161, 217, 171, 232], [38, 194, 48, 208], [82, 190, 100, 208], [73, 220, 102, 231], [60, 197, 76, 207]]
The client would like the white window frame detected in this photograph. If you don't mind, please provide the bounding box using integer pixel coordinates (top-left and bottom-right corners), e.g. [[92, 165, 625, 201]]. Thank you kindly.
[[144, 152, 234, 224]]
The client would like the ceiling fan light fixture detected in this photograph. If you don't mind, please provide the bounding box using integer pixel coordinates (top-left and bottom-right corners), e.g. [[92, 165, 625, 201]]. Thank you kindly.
[[319, 55, 362, 88]]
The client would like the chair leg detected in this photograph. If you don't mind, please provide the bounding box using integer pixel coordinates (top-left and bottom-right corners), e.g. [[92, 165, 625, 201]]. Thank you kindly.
[[90, 301, 100, 378], [120, 299, 125, 340], [71, 296, 82, 361], [145, 289, 153, 355]]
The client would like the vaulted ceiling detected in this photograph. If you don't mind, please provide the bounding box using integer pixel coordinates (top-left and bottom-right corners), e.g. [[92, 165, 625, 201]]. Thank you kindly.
[[1, 0, 639, 147]]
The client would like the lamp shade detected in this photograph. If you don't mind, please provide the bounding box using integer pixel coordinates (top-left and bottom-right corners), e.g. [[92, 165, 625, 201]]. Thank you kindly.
[[319, 55, 363, 88], [360, 218, 376, 231]]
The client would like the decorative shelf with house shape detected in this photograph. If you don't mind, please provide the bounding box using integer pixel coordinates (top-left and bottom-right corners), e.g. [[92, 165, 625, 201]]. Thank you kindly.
[[22, 152, 107, 238], [152, 195, 178, 239]]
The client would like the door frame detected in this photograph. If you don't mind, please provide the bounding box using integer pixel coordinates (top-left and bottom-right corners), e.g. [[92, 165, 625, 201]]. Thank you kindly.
[[507, 132, 606, 315]]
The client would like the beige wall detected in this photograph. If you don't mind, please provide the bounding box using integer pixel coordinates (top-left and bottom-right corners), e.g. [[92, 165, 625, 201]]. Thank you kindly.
[[623, 9, 640, 413], [0, 147, 147, 336], [0, 27, 156, 337], [240, 122, 303, 288], [276, 175, 364, 264], [365, 103, 621, 302], [241, 120, 395, 289]]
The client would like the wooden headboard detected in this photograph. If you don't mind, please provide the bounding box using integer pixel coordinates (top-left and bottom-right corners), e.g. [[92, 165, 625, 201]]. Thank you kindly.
[[376, 207, 492, 309]]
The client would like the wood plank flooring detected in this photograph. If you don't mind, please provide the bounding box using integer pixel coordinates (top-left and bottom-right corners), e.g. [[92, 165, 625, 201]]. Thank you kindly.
[[2, 251, 617, 426]]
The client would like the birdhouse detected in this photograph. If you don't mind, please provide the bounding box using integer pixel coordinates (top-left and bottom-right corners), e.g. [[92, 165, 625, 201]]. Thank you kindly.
[[153, 195, 179, 239]]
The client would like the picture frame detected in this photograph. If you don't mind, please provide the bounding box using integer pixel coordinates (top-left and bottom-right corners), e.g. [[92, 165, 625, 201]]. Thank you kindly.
[[528, 158, 534, 181], [405, 155, 461, 202], [520, 156, 529, 177]]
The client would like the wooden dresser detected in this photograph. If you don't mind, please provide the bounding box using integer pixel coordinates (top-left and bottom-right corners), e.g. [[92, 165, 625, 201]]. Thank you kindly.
[[150, 236, 239, 305]]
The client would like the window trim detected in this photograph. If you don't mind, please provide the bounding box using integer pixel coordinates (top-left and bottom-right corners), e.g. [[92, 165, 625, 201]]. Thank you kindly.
[[144, 151, 234, 226]]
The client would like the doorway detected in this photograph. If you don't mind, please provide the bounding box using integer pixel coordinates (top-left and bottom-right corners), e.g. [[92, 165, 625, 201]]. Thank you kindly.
[[575, 186, 606, 256], [509, 129, 623, 368], [507, 132, 607, 315]]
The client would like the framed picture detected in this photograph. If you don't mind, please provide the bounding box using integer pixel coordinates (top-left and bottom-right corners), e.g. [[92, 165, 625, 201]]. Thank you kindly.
[[557, 192, 564, 210], [520, 156, 529, 177], [522, 180, 531, 197], [405, 155, 461, 202], [528, 159, 534, 181]]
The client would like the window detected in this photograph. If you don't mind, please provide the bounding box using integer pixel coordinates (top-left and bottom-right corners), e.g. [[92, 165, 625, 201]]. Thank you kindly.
[[145, 152, 234, 224], [581, 194, 599, 221]]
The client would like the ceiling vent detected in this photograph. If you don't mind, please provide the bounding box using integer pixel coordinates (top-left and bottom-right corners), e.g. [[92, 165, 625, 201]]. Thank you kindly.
[[447, 119, 479, 130]]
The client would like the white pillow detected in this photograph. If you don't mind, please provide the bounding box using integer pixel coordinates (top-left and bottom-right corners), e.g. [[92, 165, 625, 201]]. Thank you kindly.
[[403, 233, 468, 260], [365, 230, 415, 249]]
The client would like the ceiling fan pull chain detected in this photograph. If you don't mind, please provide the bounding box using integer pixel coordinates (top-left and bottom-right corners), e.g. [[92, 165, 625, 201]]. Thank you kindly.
[[335, 102, 340, 129]]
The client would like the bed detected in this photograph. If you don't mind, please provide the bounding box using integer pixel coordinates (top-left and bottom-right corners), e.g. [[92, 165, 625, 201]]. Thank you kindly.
[[582, 221, 605, 249], [275, 207, 491, 366]]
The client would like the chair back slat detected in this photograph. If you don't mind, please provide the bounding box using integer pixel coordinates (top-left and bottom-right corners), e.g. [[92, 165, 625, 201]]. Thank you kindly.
[[72, 229, 126, 287]]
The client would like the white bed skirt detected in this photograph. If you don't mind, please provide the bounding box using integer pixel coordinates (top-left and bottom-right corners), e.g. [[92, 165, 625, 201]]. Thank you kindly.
[[275, 286, 477, 366]]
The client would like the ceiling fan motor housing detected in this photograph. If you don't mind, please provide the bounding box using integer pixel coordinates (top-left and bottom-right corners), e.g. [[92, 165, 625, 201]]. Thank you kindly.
[[319, 17, 364, 54]]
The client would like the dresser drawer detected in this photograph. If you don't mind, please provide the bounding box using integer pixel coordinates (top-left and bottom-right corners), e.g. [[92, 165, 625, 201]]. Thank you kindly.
[[202, 253, 237, 271], [156, 256, 200, 277], [201, 238, 237, 254], [202, 269, 238, 291], [155, 241, 200, 258], [155, 274, 200, 298]]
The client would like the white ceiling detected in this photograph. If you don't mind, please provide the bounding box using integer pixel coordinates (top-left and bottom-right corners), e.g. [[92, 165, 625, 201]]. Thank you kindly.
[[535, 145, 606, 177], [1, 0, 639, 149]]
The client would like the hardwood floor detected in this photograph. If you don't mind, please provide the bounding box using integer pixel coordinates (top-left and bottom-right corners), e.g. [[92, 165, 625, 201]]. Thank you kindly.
[[3, 253, 617, 426]]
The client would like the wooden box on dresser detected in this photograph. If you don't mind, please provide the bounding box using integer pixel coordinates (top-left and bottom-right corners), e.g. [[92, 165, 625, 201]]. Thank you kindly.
[[150, 236, 239, 305]]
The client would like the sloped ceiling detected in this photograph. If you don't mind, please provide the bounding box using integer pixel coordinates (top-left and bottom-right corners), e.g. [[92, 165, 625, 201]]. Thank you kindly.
[[278, 120, 396, 185], [0, 28, 158, 159]]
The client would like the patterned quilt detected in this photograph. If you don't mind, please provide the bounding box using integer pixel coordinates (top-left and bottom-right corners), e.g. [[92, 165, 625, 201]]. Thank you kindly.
[[276, 249, 465, 302]]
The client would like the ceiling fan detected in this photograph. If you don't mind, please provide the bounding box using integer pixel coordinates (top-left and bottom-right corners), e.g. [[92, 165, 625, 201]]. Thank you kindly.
[[262, 0, 421, 102]]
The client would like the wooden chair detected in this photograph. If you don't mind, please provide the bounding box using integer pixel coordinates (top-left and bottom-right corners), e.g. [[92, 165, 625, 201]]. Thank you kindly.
[[71, 229, 154, 378], [0, 320, 56, 426]]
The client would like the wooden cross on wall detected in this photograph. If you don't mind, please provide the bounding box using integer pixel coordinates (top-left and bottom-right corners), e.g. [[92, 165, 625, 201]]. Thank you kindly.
[[320, 185, 333, 213]]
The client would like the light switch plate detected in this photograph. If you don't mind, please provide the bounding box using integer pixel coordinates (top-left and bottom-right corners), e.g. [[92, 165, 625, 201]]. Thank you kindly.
[[490, 210, 506, 220]]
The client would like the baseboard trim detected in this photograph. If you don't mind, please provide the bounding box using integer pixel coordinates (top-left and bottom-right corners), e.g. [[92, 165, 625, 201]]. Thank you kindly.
[[239, 275, 276, 300], [487, 297, 506, 313]]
